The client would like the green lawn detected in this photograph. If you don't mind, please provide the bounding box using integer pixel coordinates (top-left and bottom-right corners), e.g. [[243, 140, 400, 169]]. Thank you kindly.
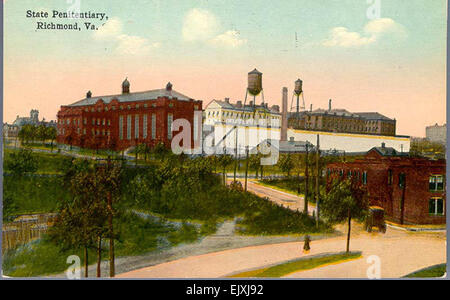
[[2, 212, 201, 277], [404, 264, 446, 278], [228, 252, 362, 278]]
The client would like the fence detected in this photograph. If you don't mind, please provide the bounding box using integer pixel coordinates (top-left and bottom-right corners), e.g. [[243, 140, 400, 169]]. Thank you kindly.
[[2, 213, 57, 251]]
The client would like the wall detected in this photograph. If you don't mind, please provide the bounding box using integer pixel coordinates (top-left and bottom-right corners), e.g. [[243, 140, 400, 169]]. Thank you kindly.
[[287, 129, 410, 153]]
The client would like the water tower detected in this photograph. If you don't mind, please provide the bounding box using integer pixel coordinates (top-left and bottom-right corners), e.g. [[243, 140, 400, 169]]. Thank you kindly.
[[244, 68, 265, 111], [291, 78, 305, 114]]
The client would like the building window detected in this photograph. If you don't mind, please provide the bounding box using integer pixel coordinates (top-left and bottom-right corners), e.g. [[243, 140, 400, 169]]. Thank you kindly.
[[108, 119, 111, 126], [135, 114, 139, 139], [127, 115, 131, 140], [151, 114, 156, 140], [119, 116, 123, 140], [83, 118, 87, 125], [102, 119, 106, 125], [362, 171, 367, 185], [92, 119, 95, 125], [167, 113, 173, 140], [83, 128, 86, 135], [388, 170, 393, 185], [398, 173, 406, 188], [97, 119, 100, 126], [143, 114, 148, 139], [136, 104, 140, 109], [429, 175, 444, 191], [194, 113, 199, 141], [429, 198, 444, 215]]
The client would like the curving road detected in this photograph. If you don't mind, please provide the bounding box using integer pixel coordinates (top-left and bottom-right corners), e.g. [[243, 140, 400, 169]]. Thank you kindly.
[[118, 181, 446, 279]]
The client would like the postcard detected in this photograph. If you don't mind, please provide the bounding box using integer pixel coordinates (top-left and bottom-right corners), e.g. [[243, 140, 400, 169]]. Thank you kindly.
[[1, 0, 447, 284]]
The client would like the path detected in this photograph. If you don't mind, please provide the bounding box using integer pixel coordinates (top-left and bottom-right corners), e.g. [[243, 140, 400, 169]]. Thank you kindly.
[[118, 223, 445, 278], [118, 181, 446, 279], [51, 217, 334, 278]]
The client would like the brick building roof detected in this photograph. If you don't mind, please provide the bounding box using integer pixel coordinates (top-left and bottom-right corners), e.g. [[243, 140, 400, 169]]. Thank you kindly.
[[68, 88, 194, 107]]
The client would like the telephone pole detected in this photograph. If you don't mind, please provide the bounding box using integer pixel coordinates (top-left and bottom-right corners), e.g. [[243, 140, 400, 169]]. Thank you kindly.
[[245, 146, 249, 191], [304, 143, 309, 214], [315, 134, 320, 228], [234, 126, 238, 181]]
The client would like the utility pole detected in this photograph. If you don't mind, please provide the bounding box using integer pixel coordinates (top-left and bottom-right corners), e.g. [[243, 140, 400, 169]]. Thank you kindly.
[[400, 173, 406, 225], [245, 146, 249, 191], [304, 143, 309, 214], [315, 134, 320, 228], [234, 126, 238, 181], [106, 156, 115, 277]]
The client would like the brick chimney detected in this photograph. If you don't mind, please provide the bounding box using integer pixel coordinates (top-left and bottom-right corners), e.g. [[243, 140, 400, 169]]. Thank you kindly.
[[236, 100, 242, 108], [281, 87, 288, 141], [224, 97, 230, 103]]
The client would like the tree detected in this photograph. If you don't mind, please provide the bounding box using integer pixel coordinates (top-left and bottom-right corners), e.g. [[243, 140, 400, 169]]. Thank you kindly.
[[96, 160, 122, 277], [136, 143, 151, 162], [153, 142, 169, 160], [321, 179, 368, 253], [218, 155, 233, 185], [18, 124, 36, 145], [36, 125, 47, 144], [50, 163, 108, 277], [5, 148, 38, 175], [277, 153, 294, 177], [46, 126, 57, 152], [249, 153, 262, 178]]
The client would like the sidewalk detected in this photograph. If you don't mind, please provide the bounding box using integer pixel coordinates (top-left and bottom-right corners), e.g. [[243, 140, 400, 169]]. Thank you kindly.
[[385, 221, 446, 232]]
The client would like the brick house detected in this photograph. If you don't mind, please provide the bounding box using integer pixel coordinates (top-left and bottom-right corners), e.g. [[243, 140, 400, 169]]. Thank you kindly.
[[326, 143, 446, 225], [57, 79, 203, 151]]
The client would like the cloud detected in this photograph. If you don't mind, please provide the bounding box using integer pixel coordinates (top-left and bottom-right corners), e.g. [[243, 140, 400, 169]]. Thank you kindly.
[[93, 18, 159, 55], [322, 18, 406, 48], [209, 30, 247, 48], [182, 8, 246, 49], [182, 8, 219, 41], [116, 35, 160, 55], [94, 18, 123, 39]]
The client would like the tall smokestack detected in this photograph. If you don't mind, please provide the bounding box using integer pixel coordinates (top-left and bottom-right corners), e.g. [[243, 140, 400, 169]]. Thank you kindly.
[[329, 99, 332, 111], [281, 87, 288, 141]]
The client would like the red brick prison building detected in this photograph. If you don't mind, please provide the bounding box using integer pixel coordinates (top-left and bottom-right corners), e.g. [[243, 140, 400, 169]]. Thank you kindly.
[[326, 143, 446, 225], [57, 79, 202, 151]]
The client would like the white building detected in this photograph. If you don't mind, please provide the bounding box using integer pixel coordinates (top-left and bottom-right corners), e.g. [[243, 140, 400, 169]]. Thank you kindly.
[[204, 98, 281, 128], [426, 123, 446, 144]]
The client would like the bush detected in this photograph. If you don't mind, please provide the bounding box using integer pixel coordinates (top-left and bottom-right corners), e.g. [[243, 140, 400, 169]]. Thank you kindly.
[[4, 149, 38, 175]]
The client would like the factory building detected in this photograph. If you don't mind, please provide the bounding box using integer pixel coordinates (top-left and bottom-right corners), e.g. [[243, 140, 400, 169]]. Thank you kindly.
[[327, 144, 446, 225], [56, 79, 202, 151], [288, 99, 396, 136]]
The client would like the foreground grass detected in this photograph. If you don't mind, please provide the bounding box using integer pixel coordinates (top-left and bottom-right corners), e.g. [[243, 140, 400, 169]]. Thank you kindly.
[[2, 212, 201, 277], [3, 176, 69, 217], [228, 252, 362, 278], [404, 264, 446, 278]]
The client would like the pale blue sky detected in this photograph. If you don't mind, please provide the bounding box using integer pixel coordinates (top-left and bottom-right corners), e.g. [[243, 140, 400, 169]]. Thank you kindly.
[[4, 0, 447, 136]]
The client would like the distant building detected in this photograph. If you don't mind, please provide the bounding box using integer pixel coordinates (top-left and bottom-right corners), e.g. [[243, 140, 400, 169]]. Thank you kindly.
[[426, 123, 446, 144], [3, 109, 56, 139], [2, 123, 19, 139], [12, 109, 40, 127], [327, 143, 445, 225], [288, 100, 396, 136], [56, 79, 202, 151], [252, 138, 314, 154], [204, 98, 281, 128]]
